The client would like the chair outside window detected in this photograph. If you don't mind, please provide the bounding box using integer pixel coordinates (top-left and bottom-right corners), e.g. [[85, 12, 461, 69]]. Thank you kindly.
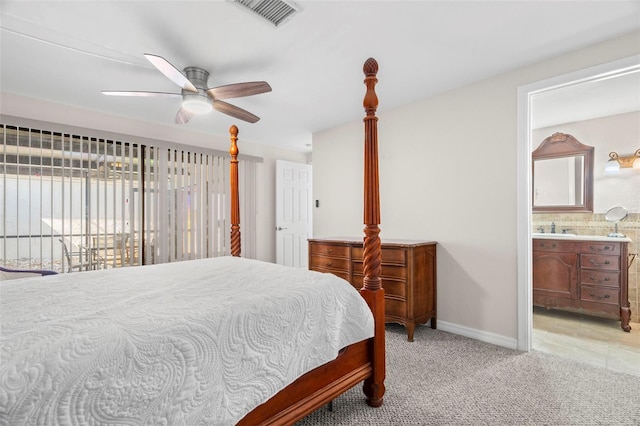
[[59, 239, 93, 272], [91, 234, 124, 269]]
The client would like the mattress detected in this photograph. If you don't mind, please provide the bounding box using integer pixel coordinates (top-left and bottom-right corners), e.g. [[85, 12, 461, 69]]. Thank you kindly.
[[0, 256, 374, 425]]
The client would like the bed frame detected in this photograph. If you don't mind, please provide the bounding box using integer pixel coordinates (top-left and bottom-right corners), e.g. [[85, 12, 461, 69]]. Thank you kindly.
[[234, 58, 386, 425]]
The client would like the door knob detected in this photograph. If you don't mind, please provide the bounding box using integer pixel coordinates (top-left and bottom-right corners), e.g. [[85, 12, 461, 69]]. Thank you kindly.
[[276, 227, 288, 231]]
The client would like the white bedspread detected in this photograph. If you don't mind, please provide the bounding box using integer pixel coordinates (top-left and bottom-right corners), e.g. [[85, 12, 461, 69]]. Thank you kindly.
[[0, 257, 374, 425]]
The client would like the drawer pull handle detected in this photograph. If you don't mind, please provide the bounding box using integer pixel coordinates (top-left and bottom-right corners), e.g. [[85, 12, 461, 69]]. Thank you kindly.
[[588, 292, 610, 300], [326, 248, 333, 254], [588, 275, 610, 283], [326, 261, 333, 267], [589, 259, 610, 267], [540, 243, 556, 248], [589, 245, 612, 252]]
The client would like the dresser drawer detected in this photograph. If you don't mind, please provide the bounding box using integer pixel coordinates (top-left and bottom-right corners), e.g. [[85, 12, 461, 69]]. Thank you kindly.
[[309, 255, 350, 272], [580, 254, 620, 271], [352, 261, 407, 280], [577, 242, 621, 255], [385, 298, 407, 320], [580, 285, 619, 305], [309, 243, 349, 258], [352, 274, 406, 299], [352, 247, 407, 265], [579, 270, 620, 288]]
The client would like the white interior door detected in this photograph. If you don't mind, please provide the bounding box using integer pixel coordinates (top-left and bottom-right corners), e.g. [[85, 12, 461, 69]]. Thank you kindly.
[[276, 160, 312, 267]]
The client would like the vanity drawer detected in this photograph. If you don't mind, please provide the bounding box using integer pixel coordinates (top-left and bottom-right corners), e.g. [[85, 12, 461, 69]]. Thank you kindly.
[[577, 242, 621, 255], [580, 254, 620, 271], [309, 243, 349, 258], [309, 255, 350, 272], [580, 270, 620, 288], [580, 285, 619, 305], [532, 239, 575, 252]]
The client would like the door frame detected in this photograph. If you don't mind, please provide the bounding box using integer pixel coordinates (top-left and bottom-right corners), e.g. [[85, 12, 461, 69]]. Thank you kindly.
[[516, 54, 640, 351]]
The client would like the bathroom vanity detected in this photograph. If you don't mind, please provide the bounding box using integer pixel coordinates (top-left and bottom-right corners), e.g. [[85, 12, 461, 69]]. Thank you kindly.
[[532, 234, 631, 331]]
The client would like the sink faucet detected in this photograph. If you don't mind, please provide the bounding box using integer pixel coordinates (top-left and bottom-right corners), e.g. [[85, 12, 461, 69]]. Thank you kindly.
[[536, 226, 545, 233], [551, 222, 556, 234]]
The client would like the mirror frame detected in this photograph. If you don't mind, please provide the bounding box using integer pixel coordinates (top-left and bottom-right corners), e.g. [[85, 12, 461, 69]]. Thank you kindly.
[[532, 132, 594, 213]]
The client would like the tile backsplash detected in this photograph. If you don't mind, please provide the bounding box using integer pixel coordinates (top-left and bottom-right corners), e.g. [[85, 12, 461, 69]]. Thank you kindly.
[[533, 213, 639, 324]]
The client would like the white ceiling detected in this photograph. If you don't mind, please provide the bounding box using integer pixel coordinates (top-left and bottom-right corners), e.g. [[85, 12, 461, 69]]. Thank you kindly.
[[532, 68, 640, 129], [1, 1, 639, 152]]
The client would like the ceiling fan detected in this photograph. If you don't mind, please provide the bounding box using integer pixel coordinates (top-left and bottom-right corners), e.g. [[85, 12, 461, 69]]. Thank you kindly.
[[102, 54, 272, 124]]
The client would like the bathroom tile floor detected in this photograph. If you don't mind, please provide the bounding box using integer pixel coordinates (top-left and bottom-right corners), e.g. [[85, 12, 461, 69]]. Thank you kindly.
[[532, 306, 640, 377]]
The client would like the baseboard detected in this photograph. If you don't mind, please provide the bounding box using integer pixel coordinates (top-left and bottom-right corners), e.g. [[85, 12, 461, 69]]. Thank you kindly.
[[434, 320, 519, 350]]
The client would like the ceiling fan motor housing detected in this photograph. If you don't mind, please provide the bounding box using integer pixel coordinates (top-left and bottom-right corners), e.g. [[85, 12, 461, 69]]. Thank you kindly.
[[182, 67, 212, 113]]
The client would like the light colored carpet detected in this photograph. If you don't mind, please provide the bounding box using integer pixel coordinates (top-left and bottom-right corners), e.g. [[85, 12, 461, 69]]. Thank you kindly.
[[296, 324, 640, 425]]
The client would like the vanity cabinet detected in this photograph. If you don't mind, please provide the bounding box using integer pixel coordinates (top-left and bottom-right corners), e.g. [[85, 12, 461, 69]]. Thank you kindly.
[[309, 238, 437, 341], [533, 238, 631, 331]]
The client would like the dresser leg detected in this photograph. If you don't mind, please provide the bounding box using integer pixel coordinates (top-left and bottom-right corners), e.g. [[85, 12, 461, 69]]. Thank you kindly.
[[621, 307, 631, 332], [430, 317, 437, 329], [406, 323, 415, 342]]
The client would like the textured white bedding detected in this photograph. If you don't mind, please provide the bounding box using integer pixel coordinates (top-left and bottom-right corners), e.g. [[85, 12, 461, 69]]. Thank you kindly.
[[0, 256, 374, 425]]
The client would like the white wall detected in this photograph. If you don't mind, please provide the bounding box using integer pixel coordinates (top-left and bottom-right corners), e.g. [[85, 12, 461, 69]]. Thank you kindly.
[[0, 94, 308, 262], [312, 31, 640, 343]]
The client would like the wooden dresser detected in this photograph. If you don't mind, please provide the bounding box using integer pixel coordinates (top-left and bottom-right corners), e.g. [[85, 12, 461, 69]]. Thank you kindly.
[[308, 237, 437, 341], [532, 236, 631, 332]]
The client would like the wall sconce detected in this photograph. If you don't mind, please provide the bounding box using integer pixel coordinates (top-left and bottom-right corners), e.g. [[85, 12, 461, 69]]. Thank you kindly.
[[604, 149, 640, 174]]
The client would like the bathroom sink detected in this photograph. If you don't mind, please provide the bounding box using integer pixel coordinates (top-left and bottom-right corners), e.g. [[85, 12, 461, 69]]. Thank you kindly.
[[532, 233, 631, 242], [532, 232, 576, 237]]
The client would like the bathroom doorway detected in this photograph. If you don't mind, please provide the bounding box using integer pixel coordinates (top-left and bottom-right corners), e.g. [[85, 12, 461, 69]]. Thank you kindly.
[[516, 55, 640, 375]]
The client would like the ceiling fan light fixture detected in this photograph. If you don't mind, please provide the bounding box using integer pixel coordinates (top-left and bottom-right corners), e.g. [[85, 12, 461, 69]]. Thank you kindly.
[[182, 93, 213, 114]]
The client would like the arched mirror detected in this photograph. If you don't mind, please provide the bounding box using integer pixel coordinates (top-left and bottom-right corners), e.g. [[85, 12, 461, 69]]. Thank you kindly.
[[532, 132, 594, 212]]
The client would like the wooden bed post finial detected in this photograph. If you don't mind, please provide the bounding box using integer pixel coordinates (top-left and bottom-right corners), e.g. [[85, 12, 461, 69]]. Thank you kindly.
[[360, 57, 385, 408], [363, 58, 379, 117], [229, 125, 241, 257]]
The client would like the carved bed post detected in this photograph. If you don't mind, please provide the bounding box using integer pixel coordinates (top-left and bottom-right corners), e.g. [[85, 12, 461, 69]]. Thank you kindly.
[[229, 125, 241, 257], [360, 57, 385, 407]]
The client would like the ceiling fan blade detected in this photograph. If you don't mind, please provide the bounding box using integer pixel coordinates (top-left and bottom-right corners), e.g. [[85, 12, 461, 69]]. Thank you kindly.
[[144, 53, 198, 93], [175, 107, 196, 125], [213, 100, 260, 123], [207, 81, 272, 100], [102, 90, 181, 98]]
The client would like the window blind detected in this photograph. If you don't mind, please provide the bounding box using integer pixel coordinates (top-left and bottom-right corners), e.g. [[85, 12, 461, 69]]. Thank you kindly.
[[1, 123, 257, 271]]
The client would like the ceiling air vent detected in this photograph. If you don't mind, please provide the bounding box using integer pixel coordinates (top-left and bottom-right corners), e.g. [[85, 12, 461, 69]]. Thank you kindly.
[[229, 0, 301, 28]]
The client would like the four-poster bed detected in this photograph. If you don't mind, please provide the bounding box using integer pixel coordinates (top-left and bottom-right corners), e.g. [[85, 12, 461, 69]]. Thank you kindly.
[[237, 57, 385, 424], [0, 58, 385, 425]]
